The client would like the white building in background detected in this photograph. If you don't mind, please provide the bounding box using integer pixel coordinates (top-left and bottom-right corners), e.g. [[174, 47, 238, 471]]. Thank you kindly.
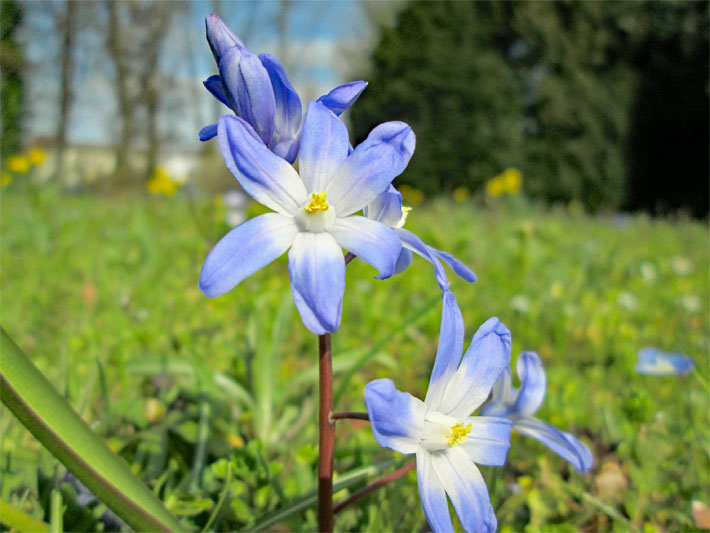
[[29, 138, 202, 187]]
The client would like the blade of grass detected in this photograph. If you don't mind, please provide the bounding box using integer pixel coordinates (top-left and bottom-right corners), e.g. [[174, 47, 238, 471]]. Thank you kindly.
[[0, 327, 183, 532], [0, 499, 50, 532], [581, 492, 637, 530], [49, 489, 62, 533], [253, 290, 293, 443], [127, 357, 254, 409], [334, 292, 441, 405], [189, 395, 211, 493], [201, 461, 232, 533]]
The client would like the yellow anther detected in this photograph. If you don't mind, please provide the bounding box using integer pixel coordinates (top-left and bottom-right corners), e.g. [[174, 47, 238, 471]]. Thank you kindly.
[[304, 192, 329, 214], [448, 423, 472, 446], [396, 206, 412, 228]]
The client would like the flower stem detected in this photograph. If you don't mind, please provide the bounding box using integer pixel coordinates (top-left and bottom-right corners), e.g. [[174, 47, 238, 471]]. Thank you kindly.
[[332, 412, 369, 421], [333, 461, 416, 515], [318, 333, 334, 533]]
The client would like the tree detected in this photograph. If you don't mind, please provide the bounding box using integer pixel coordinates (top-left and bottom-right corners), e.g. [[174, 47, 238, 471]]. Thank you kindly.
[[350, 2, 524, 196], [351, 0, 709, 214], [509, 1, 637, 211], [105, 0, 134, 180], [54, 0, 78, 179], [135, 0, 173, 181]]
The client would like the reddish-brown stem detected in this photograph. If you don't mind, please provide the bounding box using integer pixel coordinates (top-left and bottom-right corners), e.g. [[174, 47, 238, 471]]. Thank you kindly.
[[318, 333, 334, 532], [333, 461, 416, 515], [318, 254, 356, 531], [332, 412, 369, 421]]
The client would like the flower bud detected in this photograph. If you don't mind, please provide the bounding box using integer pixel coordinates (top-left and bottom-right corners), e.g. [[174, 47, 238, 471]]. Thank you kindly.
[[205, 13, 243, 63]]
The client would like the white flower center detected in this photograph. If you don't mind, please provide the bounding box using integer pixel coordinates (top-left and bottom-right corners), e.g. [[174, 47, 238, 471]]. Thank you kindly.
[[297, 192, 336, 233], [420, 411, 471, 452]]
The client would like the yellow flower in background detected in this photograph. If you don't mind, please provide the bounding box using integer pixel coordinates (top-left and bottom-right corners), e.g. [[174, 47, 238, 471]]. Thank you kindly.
[[1, 172, 11, 187], [227, 434, 244, 447], [7, 155, 30, 174], [486, 176, 505, 197], [453, 186, 470, 203], [500, 167, 521, 194], [28, 148, 47, 166], [147, 167, 179, 196], [487, 167, 523, 197], [398, 184, 424, 206]]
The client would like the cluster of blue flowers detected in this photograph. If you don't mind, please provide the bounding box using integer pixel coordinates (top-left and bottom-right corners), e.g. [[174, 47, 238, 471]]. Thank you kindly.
[[198, 14, 593, 532]]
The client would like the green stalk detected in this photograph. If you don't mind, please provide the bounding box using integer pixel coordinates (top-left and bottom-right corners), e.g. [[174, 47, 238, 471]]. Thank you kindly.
[[0, 327, 183, 532], [50, 489, 63, 533]]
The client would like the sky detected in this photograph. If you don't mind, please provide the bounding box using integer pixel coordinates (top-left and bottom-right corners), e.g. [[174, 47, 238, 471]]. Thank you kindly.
[[20, 0, 376, 150]]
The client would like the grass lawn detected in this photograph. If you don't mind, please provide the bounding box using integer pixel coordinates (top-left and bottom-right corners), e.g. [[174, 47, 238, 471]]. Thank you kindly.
[[1, 186, 708, 532]]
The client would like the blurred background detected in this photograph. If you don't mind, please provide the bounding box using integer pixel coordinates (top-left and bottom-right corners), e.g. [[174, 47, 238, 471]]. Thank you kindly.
[[1, 0, 708, 215], [1, 1, 708, 532]]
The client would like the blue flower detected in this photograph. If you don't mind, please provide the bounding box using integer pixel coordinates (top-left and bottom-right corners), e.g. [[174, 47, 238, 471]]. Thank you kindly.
[[634, 347, 695, 376], [365, 292, 511, 533], [199, 102, 414, 335], [363, 186, 476, 291], [200, 14, 367, 163], [480, 351, 594, 473]]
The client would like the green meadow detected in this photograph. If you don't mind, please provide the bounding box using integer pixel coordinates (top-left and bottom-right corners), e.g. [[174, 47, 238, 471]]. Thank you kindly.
[[1, 187, 708, 532]]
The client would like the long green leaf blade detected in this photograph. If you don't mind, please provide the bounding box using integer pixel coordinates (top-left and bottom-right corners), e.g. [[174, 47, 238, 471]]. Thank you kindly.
[[0, 327, 183, 532]]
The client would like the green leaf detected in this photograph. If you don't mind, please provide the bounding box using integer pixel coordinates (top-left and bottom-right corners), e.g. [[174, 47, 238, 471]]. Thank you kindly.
[[0, 499, 50, 532], [0, 327, 184, 532], [246, 459, 399, 532]]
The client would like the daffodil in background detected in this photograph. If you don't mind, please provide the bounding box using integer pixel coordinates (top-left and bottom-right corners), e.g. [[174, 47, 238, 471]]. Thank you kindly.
[[453, 186, 470, 203], [3, 147, 48, 185], [147, 167, 180, 196], [28, 148, 47, 166], [6, 154, 30, 174], [486, 167, 522, 198]]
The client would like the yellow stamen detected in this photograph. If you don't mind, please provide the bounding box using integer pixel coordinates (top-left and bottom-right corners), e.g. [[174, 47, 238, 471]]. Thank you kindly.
[[395, 206, 412, 228], [448, 423, 472, 446], [304, 192, 329, 214]]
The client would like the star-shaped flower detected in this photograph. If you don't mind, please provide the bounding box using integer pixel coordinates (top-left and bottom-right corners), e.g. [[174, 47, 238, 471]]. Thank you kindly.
[[199, 101, 414, 334], [365, 292, 512, 532], [634, 347, 695, 376]]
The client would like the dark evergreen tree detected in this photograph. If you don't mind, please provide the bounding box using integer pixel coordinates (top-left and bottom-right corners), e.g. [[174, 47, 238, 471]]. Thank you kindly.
[[1, 0, 24, 159], [509, 1, 637, 211], [352, 0, 708, 214], [350, 2, 525, 197]]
